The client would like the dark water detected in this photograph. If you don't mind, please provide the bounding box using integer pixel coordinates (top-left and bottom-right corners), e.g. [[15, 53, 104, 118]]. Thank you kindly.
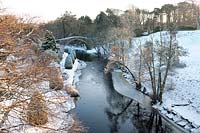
[[73, 59, 152, 133]]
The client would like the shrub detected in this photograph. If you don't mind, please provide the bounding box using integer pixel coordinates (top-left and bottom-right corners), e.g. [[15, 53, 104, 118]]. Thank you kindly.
[[49, 80, 63, 90], [41, 31, 59, 52], [66, 85, 80, 97], [153, 26, 162, 33], [27, 91, 48, 125], [44, 49, 60, 63], [68, 116, 86, 133], [49, 68, 64, 90], [177, 25, 197, 31], [134, 28, 144, 37]]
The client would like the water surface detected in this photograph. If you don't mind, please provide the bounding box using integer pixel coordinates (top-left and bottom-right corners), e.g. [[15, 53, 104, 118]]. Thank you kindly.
[[73, 59, 151, 133]]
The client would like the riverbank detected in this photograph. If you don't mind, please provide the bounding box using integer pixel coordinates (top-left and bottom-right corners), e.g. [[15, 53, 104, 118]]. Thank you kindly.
[[129, 30, 200, 133], [111, 70, 152, 109], [111, 68, 188, 133], [73, 58, 153, 133]]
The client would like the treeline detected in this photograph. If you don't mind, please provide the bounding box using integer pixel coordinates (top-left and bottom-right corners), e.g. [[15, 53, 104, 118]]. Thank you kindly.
[[42, 1, 200, 39]]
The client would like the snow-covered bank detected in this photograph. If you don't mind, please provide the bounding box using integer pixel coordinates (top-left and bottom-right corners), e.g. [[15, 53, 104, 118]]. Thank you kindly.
[[25, 81, 76, 133], [132, 30, 200, 132], [0, 80, 76, 132], [60, 52, 87, 86], [25, 51, 88, 132], [0, 51, 87, 132], [161, 30, 200, 132]]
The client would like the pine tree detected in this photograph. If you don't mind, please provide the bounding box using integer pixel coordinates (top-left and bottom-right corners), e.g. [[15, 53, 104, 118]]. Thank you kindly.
[[41, 30, 59, 52]]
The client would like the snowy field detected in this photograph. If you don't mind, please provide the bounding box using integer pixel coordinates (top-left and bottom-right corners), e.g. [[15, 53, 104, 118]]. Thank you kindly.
[[163, 30, 200, 128], [132, 30, 200, 131]]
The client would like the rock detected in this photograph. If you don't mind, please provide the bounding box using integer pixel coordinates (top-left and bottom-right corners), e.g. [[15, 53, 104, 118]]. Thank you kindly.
[[65, 56, 73, 69], [161, 109, 168, 115], [69, 53, 75, 64], [173, 115, 182, 123], [184, 124, 192, 130], [192, 122, 199, 128], [166, 113, 174, 119], [177, 120, 188, 127], [66, 85, 80, 97], [191, 128, 200, 133]]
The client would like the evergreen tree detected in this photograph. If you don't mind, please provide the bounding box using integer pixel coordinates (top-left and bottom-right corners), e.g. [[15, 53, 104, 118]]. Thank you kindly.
[[41, 30, 59, 52]]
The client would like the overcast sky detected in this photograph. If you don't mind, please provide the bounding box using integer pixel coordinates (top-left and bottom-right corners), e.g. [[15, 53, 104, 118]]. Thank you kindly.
[[2, 0, 184, 21]]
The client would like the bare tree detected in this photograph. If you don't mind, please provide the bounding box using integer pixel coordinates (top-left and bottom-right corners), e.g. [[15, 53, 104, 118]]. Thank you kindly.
[[106, 27, 131, 65], [187, 0, 200, 29], [141, 28, 187, 103]]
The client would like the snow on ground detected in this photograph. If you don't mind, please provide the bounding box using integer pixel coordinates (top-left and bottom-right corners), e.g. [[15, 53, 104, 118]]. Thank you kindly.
[[0, 80, 75, 133], [60, 52, 87, 85], [163, 30, 200, 128], [0, 51, 87, 132], [87, 48, 97, 54], [132, 30, 200, 131]]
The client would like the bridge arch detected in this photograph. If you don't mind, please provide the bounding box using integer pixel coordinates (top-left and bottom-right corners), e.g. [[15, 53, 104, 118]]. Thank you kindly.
[[57, 36, 94, 50]]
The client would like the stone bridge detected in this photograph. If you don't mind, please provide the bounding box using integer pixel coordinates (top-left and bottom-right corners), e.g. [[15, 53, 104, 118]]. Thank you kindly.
[[56, 36, 94, 50]]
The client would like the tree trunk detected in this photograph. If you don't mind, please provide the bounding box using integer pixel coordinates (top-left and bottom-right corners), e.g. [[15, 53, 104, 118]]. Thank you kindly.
[[159, 33, 173, 102], [62, 19, 66, 38]]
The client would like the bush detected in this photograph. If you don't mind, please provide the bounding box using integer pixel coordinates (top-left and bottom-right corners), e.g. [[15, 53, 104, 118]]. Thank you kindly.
[[44, 49, 60, 63], [153, 26, 162, 33], [49, 68, 64, 90], [177, 25, 197, 31], [134, 28, 144, 37], [66, 85, 80, 97], [49, 81, 63, 90], [49, 78, 63, 90], [41, 31, 59, 52], [27, 91, 48, 125], [65, 56, 73, 69], [68, 115, 85, 133]]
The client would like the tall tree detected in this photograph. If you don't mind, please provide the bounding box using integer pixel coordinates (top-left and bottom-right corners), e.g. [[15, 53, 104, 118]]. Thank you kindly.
[[78, 15, 94, 36], [141, 29, 187, 103], [161, 4, 176, 29]]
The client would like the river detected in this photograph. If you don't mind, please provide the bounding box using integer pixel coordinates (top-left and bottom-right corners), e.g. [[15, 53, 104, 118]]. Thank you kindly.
[[72, 59, 153, 133]]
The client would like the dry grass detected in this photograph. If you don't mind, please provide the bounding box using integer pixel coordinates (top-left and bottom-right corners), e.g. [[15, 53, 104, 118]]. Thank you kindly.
[[49, 68, 64, 90], [27, 91, 48, 125], [66, 85, 80, 97], [68, 115, 86, 133]]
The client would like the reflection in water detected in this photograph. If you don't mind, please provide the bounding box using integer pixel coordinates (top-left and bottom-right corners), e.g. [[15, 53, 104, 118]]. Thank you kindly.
[[104, 74, 152, 133], [74, 60, 172, 133]]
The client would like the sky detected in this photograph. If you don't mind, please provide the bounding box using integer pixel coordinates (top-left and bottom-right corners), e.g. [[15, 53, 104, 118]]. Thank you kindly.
[[2, 0, 185, 21]]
